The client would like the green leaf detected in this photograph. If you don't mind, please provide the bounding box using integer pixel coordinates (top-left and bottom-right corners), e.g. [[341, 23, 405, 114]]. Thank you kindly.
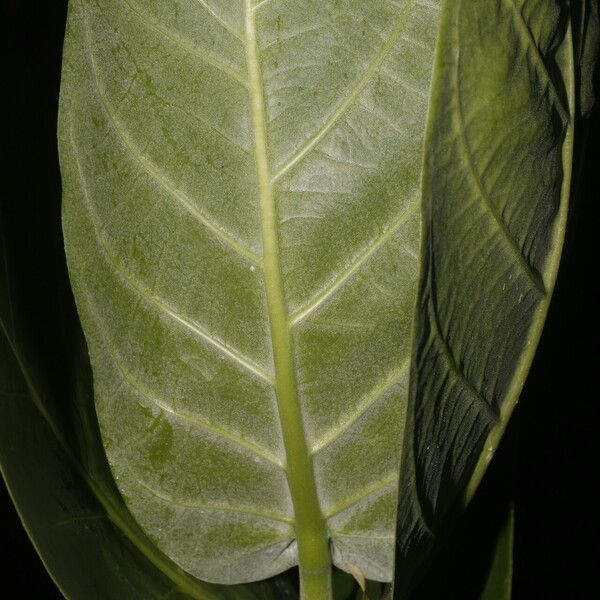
[[400, 422, 517, 600], [479, 506, 514, 600], [4, 0, 594, 598], [0, 196, 276, 598], [58, 0, 442, 593], [393, 0, 597, 595]]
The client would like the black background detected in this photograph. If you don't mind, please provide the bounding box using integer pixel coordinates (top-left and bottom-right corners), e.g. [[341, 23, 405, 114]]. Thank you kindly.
[[1, 2, 598, 598]]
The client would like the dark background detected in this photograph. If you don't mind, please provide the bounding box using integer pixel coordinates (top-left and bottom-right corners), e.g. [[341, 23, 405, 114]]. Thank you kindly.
[[1, 2, 598, 598]]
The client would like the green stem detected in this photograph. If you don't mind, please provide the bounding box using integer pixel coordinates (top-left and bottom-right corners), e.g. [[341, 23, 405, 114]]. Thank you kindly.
[[243, 2, 331, 598]]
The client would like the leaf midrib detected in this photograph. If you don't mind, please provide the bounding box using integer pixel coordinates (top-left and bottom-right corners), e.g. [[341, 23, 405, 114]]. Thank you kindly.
[[243, 0, 330, 584]]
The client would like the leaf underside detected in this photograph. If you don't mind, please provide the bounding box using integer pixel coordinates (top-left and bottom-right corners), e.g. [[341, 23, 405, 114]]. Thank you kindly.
[[59, 0, 442, 584]]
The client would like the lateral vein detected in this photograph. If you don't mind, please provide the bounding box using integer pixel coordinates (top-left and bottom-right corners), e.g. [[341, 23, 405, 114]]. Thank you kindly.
[[426, 295, 499, 424], [195, 0, 245, 42], [290, 202, 419, 326], [272, 0, 416, 182], [115, 0, 248, 86], [454, 36, 546, 295], [79, 6, 261, 266], [83, 293, 283, 468], [331, 532, 395, 541], [69, 135, 273, 386], [135, 477, 293, 523], [253, 0, 273, 12], [503, 0, 569, 122], [324, 475, 398, 520], [311, 357, 410, 455]]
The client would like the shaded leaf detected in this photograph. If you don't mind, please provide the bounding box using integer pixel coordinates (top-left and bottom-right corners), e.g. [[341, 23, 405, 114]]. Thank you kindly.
[[479, 506, 514, 600], [394, 0, 597, 596]]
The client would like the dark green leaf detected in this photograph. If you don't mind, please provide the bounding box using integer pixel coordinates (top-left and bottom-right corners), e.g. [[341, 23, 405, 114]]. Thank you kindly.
[[394, 0, 597, 596], [479, 506, 514, 600]]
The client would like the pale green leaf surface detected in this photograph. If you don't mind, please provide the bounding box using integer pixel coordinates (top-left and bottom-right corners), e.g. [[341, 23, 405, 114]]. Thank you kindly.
[[59, 0, 441, 586], [394, 0, 577, 592]]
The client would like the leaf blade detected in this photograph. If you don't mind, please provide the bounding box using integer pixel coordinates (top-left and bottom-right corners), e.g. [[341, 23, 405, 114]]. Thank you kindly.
[[479, 506, 514, 600], [393, 0, 581, 593], [59, 0, 442, 586]]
